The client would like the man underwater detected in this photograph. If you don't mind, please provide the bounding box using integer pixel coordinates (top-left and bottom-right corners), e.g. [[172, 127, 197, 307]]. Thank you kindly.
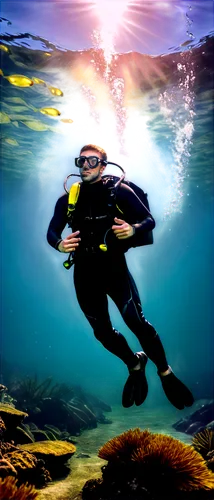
[[47, 144, 194, 410]]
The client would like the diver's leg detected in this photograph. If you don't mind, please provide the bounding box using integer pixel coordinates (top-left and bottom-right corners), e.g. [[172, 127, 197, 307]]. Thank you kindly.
[[106, 258, 168, 371], [73, 262, 137, 369], [107, 260, 194, 409]]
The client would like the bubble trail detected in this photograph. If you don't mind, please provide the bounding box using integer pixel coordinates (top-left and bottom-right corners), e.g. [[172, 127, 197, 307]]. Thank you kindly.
[[159, 5, 196, 220]]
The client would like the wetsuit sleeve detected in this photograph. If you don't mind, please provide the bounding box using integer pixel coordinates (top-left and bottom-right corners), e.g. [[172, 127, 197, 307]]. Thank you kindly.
[[116, 183, 155, 243], [47, 194, 68, 250]]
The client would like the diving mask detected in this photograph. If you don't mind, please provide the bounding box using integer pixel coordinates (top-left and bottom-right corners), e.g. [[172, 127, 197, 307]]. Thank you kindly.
[[75, 156, 107, 169]]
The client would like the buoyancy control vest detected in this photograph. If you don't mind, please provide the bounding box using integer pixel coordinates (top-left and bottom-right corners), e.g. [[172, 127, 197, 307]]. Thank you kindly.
[[67, 175, 154, 248]]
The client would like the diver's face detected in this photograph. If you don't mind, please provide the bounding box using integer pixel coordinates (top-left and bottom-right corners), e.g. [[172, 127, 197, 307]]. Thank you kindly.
[[79, 149, 105, 184]]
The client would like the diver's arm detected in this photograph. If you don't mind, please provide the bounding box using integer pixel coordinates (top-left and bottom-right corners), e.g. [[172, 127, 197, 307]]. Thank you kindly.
[[116, 183, 155, 237], [47, 194, 68, 250]]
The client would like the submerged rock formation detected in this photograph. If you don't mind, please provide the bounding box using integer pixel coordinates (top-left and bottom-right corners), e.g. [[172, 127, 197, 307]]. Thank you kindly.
[[173, 400, 214, 435]]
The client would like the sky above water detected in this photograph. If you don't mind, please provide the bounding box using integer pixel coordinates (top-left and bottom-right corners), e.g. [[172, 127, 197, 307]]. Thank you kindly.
[[1, 0, 213, 55]]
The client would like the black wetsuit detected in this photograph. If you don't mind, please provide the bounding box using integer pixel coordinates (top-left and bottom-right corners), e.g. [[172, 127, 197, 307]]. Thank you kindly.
[[47, 179, 168, 372]]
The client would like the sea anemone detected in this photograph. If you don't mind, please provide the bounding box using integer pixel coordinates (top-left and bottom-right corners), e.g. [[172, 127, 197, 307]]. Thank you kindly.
[[133, 432, 214, 491], [0, 476, 38, 499], [98, 428, 214, 493], [98, 428, 152, 462]]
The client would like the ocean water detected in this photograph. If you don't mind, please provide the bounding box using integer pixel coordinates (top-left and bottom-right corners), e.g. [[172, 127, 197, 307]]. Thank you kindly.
[[0, 3, 214, 496]]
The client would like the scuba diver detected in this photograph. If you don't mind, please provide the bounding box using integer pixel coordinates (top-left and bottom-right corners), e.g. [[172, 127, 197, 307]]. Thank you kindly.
[[47, 144, 194, 410]]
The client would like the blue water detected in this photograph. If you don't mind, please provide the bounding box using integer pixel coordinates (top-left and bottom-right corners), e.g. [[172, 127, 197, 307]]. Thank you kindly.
[[0, 4, 213, 414]]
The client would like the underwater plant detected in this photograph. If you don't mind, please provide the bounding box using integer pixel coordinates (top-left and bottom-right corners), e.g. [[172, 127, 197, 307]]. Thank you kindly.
[[0, 476, 38, 499], [192, 429, 214, 458], [94, 428, 214, 497], [192, 429, 214, 472], [9, 376, 74, 413], [19, 423, 62, 442]]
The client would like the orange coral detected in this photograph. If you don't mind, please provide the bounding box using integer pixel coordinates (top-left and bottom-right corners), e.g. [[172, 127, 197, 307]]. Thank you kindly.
[[0, 476, 38, 499], [99, 428, 214, 492], [3, 448, 51, 487], [4, 449, 38, 473], [98, 428, 152, 462], [0, 456, 17, 478], [0, 417, 6, 436], [133, 433, 214, 491]]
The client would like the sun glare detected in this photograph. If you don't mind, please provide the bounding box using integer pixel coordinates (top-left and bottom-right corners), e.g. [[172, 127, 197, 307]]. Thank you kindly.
[[95, 0, 129, 31], [94, 0, 130, 65]]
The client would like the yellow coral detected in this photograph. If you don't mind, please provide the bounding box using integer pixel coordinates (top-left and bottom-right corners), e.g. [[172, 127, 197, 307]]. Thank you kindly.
[[5, 450, 38, 472], [0, 404, 28, 418], [0, 456, 17, 477], [19, 440, 76, 457], [0, 404, 28, 429], [0, 476, 38, 499]]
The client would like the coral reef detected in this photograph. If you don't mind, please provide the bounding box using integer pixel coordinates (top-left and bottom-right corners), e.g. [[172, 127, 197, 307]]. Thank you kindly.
[[0, 476, 38, 499], [0, 439, 50, 487], [2, 447, 51, 487], [0, 433, 75, 484], [82, 428, 214, 500], [20, 440, 76, 459], [19, 440, 76, 479], [0, 456, 17, 478], [0, 404, 28, 429], [0, 372, 112, 492], [173, 400, 214, 435], [0, 417, 6, 437]]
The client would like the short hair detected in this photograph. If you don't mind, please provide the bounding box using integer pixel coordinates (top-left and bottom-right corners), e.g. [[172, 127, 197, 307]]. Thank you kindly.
[[80, 144, 107, 162]]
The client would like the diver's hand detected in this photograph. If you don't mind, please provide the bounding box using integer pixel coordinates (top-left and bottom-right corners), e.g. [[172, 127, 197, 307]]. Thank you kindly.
[[112, 218, 134, 239], [58, 231, 81, 252]]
